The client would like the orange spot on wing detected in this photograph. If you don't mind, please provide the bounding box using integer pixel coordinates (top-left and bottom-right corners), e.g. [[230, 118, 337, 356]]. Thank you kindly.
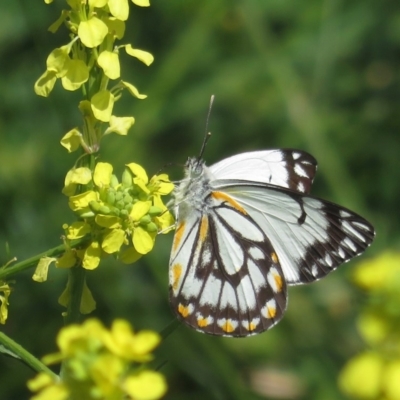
[[178, 304, 190, 318], [247, 322, 256, 331], [271, 252, 279, 264], [171, 263, 182, 291], [222, 320, 235, 333], [197, 317, 209, 328], [273, 272, 283, 292], [211, 192, 247, 215], [266, 305, 276, 319], [172, 222, 185, 252], [199, 216, 209, 242]]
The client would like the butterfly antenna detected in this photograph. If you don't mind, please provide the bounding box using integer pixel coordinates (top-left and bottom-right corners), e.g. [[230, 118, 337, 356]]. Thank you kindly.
[[198, 94, 215, 160]]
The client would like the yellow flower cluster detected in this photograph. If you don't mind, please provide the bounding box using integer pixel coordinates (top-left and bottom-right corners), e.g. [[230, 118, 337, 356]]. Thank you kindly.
[[339, 252, 400, 399], [35, 0, 153, 154], [28, 319, 167, 400], [62, 162, 174, 269]]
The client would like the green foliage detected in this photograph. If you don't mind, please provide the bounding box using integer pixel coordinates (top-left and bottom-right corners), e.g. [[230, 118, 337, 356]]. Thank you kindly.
[[0, 0, 396, 399]]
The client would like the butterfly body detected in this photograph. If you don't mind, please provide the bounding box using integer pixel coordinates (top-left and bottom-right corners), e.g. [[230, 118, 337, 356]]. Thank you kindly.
[[169, 150, 374, 337]]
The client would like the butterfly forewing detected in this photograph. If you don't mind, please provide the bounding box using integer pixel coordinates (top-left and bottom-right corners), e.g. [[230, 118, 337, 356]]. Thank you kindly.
[[169, 191, 287, 337], [209, 149, 317, 194]]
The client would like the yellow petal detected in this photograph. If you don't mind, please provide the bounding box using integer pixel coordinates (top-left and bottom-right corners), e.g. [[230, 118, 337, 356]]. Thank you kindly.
[[131, 0, 150, 6], [132, 330, 161, 355], [56, 250, 77, 269], [34, 70, 57, 97], [63, 167, 92, 195], [69, 191, 98, 211], [60, 128, 82, 153], [133, 226, 154, 254], [108, 0, 129, 21], [46, 46, 70, 77], [126, 163, 148, 184], [33, 257, 56, 282], [98, 50, 120, 80], [0, 284, 11, 324], [91, 90, 115, 122], [103, 17, 126, 39], [95, 215, 122, 229], [61, 59, 89, 91], [124, 371, 167, 400], [119, 246, 142, 264], [130, 201, 151, 221], [94, 162, 113, 188], [78, 17, 108, 48], [120, 80, 147, 99], [102, 229, 125, 254], [150, 174, 174, 195], [104, 115, 135, 136], [27, 372, 53, 391], [125, 45, 154, 66], [66, 221, 91, 239], [83, 242, 101, 270]]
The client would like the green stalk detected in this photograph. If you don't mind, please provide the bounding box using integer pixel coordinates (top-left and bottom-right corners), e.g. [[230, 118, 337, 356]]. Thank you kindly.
[[63, 264, 86, 326], [0, 331, 57, 378], [0, 238, 89, 280]]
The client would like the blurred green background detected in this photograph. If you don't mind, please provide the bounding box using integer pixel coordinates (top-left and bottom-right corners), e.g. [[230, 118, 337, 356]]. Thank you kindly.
[[0, 0, 397, 399]]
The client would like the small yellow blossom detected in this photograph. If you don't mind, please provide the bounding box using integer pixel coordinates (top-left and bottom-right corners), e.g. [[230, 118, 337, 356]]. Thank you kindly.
[[339, 351, 383, 399], [125, 45, 154, 66], [33, 257, 56, 282], [29, 319, 166, 400], [124, 371, 167, 400]]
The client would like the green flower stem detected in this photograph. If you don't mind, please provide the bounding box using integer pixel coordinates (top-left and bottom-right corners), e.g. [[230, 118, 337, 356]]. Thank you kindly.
[[63, 264, 86, 326], [0, 331, 57, 378], [0, 238, 90, 280]]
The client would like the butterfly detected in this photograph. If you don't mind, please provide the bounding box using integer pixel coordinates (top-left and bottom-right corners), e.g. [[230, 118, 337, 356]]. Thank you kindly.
[[169, 149, 375, 337]]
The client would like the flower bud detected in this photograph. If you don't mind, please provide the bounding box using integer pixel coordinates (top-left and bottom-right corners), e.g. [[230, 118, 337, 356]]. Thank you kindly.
[[140, 214, 151, 225], [110, 174, 119, 188], [122, 169, 132, 188], [89, 200, 102, 212], [146, 222, 158, 232], [148, 206, 163, 216], [106, 189, 116, 205], [99, 205, 111, 215]]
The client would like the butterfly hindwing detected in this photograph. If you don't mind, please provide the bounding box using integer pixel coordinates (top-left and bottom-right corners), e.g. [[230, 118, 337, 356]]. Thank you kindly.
[[169, 191, 288, 337], [215, 181, 375, 285]]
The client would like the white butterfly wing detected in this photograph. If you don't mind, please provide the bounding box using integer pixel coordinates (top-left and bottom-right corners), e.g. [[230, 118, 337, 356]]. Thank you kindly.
[[209, 149, 317, 194], [169, 191, 288, 337], [212, 180, 375, 285]]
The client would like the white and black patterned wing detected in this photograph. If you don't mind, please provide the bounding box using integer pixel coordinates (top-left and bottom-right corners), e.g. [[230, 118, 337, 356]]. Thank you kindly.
[[169, 191, 288, 337], [215, 181, 375, 284], [209, 149, 317, 194]]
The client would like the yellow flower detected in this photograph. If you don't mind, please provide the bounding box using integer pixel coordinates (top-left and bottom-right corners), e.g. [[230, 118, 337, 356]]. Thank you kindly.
[[29, 319, 166, 400], [103, 319, 161, 362], [124, 371, 167, 400], [61, 161, 174, 269], [338, 351, 384, 399], [353, 251, 400, 291]]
